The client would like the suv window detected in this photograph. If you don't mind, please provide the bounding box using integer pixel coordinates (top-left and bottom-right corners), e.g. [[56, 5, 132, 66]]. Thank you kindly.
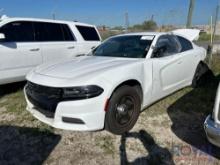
[[76, 25, 100, 41], [155, 35, 180, 57], [0, 21, 34, 42], [177, 35, 193, 52], [61, 24, 75, 41], [33, 22, 65, 42]]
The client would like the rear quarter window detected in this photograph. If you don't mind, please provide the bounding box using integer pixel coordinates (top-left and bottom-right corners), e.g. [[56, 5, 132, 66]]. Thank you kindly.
[[61, 24, 75, 41], [76, 25, 100, 41], [177, 35, 193, 52]]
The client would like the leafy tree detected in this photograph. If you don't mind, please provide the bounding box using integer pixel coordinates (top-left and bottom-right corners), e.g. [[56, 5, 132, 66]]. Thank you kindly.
[[142, 20, 157, 31], [130, 20, 158, 31], [112, 26, 124, 31]]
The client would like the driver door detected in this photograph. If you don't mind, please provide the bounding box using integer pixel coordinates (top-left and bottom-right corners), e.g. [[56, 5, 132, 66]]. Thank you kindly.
[[151, 35, 185, 102], [0, 21, 42, 83]]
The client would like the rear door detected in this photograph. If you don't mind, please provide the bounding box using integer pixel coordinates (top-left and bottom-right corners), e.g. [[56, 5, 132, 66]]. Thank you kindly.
[[33, 22, 78, 62], [0, 21, 42, 83], [75, 25, 101, 55], [151, 35, 185, 101], [176, 35, 200, 83]]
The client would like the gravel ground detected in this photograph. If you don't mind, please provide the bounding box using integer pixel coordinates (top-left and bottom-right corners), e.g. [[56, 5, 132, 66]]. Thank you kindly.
[[1, 83, 220, 165]]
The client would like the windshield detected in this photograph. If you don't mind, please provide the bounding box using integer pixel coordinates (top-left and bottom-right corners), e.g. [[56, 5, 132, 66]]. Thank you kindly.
[[93, 35, 154, 58]]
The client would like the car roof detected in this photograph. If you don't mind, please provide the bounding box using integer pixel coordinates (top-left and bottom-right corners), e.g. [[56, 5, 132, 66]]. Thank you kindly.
[[0, 17, 95, 27], [113, 32, 166, 38], [110, 31, 197, 42]]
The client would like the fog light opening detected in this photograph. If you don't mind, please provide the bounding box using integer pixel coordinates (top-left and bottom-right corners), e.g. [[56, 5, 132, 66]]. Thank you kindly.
[[62, 117, 85, 124]]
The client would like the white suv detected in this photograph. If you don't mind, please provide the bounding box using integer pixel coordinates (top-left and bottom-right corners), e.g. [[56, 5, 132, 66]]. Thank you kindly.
[[0, 17, 101, 85], [24, 30, 206, 135]]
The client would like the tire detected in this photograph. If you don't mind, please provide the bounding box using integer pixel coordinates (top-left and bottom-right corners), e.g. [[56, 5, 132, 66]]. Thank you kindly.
[[192, 62, 209, 88], [105, 85, 141, 135]]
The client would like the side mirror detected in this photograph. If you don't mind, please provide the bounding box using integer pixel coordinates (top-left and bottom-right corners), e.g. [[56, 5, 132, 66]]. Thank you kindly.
[[0, 33, 5, 41], [152, 44, 167, 58]]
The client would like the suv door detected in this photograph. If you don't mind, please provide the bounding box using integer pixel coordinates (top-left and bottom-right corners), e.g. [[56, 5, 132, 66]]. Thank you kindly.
[[33, 22, 78, 62], [0, 21, 42, 83], [151, 35, 185, 101], [75, 25, 101, 55]]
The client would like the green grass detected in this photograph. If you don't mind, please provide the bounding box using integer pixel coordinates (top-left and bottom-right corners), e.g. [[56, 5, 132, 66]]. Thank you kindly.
[[212, 55, 220, 75], [0, 83, 53, 133], [198, 33, 220, 42], [95, 135, 115, 155]]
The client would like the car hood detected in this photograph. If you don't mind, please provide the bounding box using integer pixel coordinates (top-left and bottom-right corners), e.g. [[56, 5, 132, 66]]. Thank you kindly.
[[34, 56, 141, 79]]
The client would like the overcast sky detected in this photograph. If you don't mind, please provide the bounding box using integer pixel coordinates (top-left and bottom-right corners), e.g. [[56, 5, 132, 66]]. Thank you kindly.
[[0, 0, 219, 27]]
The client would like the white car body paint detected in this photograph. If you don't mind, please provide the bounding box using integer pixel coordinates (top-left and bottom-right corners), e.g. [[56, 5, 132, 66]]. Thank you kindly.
[[0, 17, 101, 85], [25, 31, 207, 131], [172, 29, 200, 41]]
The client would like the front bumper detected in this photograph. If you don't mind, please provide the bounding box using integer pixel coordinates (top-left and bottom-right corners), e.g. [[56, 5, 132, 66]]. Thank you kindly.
[[24, 88, 106, 131], [204, 115, 220, 147]]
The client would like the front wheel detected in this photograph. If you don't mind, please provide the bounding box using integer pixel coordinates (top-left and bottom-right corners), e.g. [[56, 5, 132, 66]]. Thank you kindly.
[[105, 85, 141, 135]]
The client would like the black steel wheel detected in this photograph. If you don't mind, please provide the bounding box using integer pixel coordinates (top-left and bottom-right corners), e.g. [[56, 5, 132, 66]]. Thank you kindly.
[[105, 85, 141, 135], [192, 62, 209, 88]]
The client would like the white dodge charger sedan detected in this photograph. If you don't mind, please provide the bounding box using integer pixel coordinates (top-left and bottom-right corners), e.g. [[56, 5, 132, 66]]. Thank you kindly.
[[24, 29, 207, 134]]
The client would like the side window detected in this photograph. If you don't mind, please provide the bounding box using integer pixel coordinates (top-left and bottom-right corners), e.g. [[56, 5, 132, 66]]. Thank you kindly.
[[0, 21, 34, 42], [61, 24, 75, 41], [155, 35, 180, 57], [33, 22, 46, 41], [33, 22, 64, 41], [76, 25, 100, 41], [177, 35, 193, 52]]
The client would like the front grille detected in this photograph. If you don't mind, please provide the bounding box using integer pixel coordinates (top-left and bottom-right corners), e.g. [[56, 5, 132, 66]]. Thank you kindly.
[[26, 81, 62, 118]]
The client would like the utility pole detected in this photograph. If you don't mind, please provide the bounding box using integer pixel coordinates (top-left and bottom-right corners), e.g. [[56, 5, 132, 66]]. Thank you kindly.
[[125, 12, 129, 32], [52, 12, 56, 20], [151, 14, 154, 21], [208, 3, 220, 67], [52, 0, 58, 20], [212, 4, 219, 42], [186, 0, 196, 28], [0, 8, 4, 17]]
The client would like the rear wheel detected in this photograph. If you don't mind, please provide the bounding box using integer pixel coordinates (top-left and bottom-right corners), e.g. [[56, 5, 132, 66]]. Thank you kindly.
[[192, 62, 209, 88], [105, 85, 141, 135]]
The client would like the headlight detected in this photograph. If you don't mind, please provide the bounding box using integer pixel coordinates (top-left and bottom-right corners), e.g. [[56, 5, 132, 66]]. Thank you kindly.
[[62, 85, 104, 100]]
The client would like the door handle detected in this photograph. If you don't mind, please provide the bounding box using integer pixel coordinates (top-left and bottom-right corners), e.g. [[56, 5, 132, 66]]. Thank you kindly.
[[30, 48, 40, 52], [67, 46, 75, 49]]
